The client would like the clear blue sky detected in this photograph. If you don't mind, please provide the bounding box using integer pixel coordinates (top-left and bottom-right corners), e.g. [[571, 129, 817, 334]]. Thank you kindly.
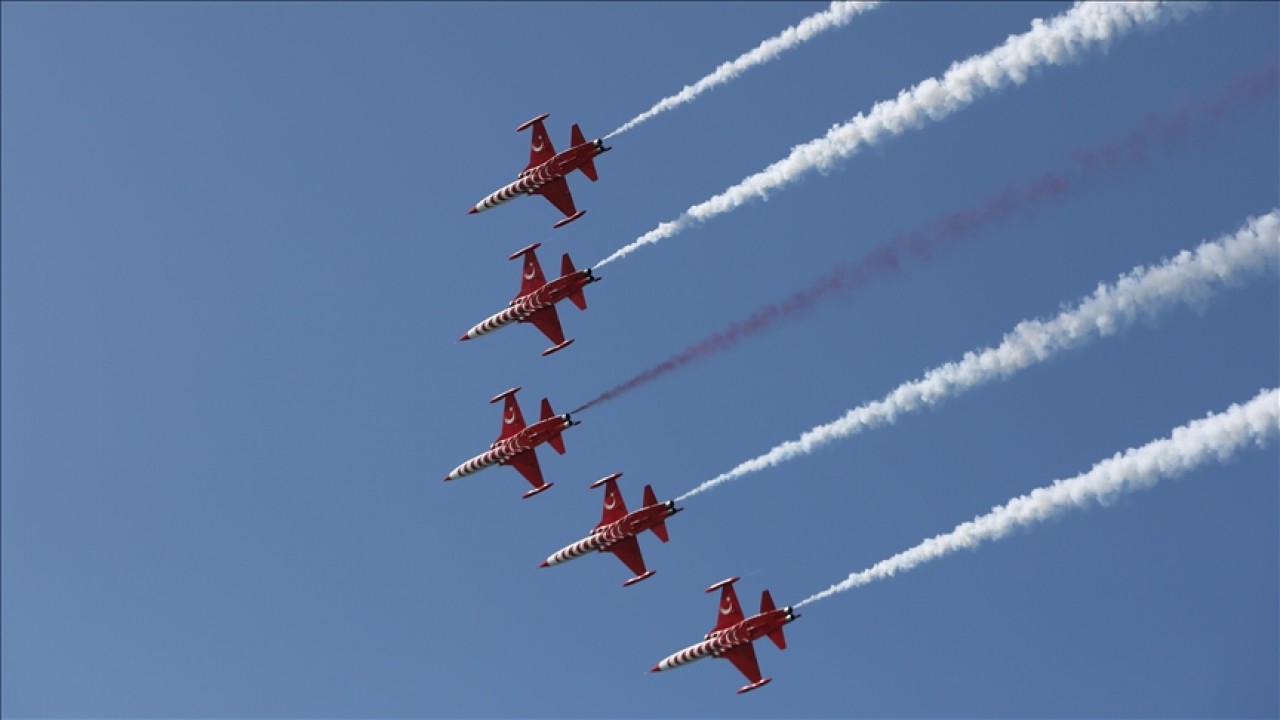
[[3, 2, 1276, 717]]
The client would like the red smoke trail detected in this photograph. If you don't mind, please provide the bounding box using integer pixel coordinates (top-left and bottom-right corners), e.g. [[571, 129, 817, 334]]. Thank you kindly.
[[573, 59, 1278, 415]]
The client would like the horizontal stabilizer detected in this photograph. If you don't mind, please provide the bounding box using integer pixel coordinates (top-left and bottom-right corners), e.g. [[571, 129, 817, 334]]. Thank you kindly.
[[737, 678, 772, 695], [562, 254, 590, 311], [767, 627, 788, 651], [547, 434, 567, 455], [651, 519, 670, 543], [571, 124, 601, 182], [762, 591, 787, 649], [641, 484, 659, 508], [542, 398, 567, 455]]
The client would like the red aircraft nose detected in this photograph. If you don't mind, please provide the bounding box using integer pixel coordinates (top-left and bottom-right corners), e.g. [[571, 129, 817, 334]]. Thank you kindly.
[[467, 207, 479, 215]]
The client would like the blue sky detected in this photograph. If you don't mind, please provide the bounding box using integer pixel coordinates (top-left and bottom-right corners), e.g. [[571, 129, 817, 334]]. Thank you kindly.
[[2, 2, 1277, 717]]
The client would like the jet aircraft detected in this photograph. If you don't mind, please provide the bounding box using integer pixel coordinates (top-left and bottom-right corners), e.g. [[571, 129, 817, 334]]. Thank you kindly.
[[651, 577, 800, 694], [540, 473, 681, 586], [459, 242, 598, 356], [468, 113, 611, 228], [444, 387, 577, 498]]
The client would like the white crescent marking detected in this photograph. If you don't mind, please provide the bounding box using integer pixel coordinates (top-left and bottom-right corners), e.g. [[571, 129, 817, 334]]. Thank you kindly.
[[720, 598, 734, 615], [524, 266, 537, 280], [504, 408, 517, 425], [532, 137, 544, 152], [603, 493, 616, 509]]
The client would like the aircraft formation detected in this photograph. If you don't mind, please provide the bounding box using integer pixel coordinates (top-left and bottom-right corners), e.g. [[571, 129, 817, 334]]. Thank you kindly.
[[449, 113, 796, 694]]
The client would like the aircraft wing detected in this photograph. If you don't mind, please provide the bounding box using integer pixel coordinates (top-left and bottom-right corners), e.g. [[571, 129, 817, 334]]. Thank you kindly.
[[720, 644, 764, 686], [496, 392, 527, 443], [534, 177, 579, 219], [526, 307, 567, 348], [606, 535, 648, 578], [712, 583, 745, 633], [525, 118, 556, 171], [596, 476, 629, 529], [516, 247, 548, 299], [504, 450, 546, 491]]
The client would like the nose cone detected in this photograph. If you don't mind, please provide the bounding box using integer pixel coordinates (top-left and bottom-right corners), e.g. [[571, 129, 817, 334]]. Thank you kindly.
[[467, 206, 479, 215], [649, 663, 662, 673], [538, 559, 549, 568], [458, 332, 471, 341]]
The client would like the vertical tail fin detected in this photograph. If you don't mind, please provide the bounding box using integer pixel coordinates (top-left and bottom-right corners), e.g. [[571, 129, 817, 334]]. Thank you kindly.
[[571, 123, 600, 182], [762, 590, 787, 649], [561, 254, 588, 311], [542, 398, 567, 455]]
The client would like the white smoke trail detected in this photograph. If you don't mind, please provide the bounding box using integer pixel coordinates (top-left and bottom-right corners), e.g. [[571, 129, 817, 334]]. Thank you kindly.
[[607, 1, 882, 139], [679, 210, 1280, 501], [596, 1, 1203, 269], [796, 386, 1280, 607]]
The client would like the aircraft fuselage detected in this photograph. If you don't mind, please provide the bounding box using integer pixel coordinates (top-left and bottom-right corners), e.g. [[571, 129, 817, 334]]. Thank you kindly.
[[462, 268, 597, 341], [444, 414, 574, 481], [542, 500, 681, 567], [652, 607, 799, 673], [470, 140, 608, 215]]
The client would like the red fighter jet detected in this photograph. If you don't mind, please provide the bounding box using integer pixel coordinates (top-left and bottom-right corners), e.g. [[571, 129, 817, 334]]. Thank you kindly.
[[459, 242, 599, 357], [651, 577, 800, 695], [539, 472, 682, 586], [467, 113, 611, 229], [443, 387, 577, 498]]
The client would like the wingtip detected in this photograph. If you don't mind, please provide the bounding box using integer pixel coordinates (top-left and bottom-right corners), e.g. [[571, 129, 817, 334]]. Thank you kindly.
[[541, 338, 575, 356], [623, 570, 656, 587], [522, 482, 554, 499], [552, 210, 586, 229]]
